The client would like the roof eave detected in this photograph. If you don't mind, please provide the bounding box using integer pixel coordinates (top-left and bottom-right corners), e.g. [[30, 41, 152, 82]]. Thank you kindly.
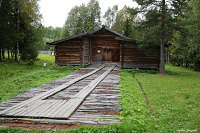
[[115, 37, 136, 42]]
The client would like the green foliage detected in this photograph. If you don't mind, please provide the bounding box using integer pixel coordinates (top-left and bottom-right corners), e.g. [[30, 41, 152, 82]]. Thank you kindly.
[[0, 0, 42, 63], [0, 54, 80, 102], [41, 26, 62, 50], [186, 0, 200, 71], [170, 0, 200, 71], [112, 6, 137, 38], [103, 5, 118, 29], [62, 0, 101, 38]]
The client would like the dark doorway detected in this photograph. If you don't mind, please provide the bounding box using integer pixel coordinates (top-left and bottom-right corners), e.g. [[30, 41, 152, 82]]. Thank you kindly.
[[102, 48, 120, 62]]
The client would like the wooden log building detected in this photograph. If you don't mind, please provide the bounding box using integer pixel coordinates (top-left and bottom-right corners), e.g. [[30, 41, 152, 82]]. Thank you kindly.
[[47, 26, 160, 69]]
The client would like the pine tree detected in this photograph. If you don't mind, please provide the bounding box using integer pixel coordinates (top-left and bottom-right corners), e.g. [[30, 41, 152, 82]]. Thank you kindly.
[[133, 0, 181, 74]]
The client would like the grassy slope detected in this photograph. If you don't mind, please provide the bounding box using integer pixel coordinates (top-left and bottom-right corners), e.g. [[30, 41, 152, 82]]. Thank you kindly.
[[0, 54, 79, 102], [0, 63, 199, 132]]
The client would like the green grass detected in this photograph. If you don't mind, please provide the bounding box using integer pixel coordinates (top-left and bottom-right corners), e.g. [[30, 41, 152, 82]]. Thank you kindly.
[[121, 65, 200, 132], [0, 62, 199, 132], [135, 65, 200, 132], [0, 54, 80, 102]]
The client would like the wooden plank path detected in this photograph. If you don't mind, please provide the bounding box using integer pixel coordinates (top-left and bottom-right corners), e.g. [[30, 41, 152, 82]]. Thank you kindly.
[[0, 65, 105, 116], [0, 64, 121, 126], [0, 65, 116, 120]]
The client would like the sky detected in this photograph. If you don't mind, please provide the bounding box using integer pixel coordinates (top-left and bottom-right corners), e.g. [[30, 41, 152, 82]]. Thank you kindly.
[[39, 0, 137, 28]]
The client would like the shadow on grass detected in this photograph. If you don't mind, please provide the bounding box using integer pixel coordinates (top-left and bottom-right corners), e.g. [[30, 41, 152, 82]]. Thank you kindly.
[[165, 70, 178, 75], [124, 69, 158, 77], [124, 69, 178, 76]]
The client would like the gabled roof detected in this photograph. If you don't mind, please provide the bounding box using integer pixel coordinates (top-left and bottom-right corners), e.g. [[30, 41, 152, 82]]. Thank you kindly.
[[47, 26, 136, 45]]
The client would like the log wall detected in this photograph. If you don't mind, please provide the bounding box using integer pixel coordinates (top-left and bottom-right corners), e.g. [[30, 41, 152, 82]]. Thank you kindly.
[[122, 41, 160, 69], [55, 39, 82, 65]]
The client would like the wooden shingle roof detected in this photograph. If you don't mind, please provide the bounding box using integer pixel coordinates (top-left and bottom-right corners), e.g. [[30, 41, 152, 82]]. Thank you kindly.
[[47, 26, 136, 45]]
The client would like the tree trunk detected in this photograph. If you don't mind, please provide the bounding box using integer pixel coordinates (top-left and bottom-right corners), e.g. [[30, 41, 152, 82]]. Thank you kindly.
[[2, 48, 5, 59], [160, 39, 165, 74], [8, 49, 10, 59], [160, 0, 166, 74], [185, 62, 189, 68], [194, 61, 200, 72], [0, 48, 2, 62], [15, 43, 20, 63], [14, 47, 18, 62]]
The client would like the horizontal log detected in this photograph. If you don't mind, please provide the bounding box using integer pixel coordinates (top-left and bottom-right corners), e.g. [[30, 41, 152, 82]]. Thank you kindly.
[[57, 58, 80, 61], [57, 46, 81, 49], [56, 63, 81, 66], [56, 49, 81, 52], [56, 61, 80, 64], [58, 41, 82, 45], [56, 53, 80, 56], [123, 56, 158, 60]]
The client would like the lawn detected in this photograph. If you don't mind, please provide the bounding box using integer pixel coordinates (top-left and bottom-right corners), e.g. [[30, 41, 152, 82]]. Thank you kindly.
[[0, 57, 199, 132], [0, 54, 79, 103], [136, 65, 200, 132], [120, 65, 200, 132]]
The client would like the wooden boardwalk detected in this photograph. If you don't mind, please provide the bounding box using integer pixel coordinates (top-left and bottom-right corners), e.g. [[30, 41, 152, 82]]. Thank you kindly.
[[0, 64, 121, 126]]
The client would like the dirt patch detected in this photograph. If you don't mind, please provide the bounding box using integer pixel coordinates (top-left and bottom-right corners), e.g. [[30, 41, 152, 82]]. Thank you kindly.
[[0, 121, 79, 130], [77, 69, 94, 74], [0, 120, 109, 130]]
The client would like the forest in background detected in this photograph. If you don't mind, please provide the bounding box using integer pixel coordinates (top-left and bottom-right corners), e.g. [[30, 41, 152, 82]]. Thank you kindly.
[[0, 0, 200, 72]]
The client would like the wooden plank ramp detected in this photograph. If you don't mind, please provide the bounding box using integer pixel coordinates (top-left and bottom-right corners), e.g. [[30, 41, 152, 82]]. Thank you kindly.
[[0, 65, 104, 116], [0, 65, 116, 119]]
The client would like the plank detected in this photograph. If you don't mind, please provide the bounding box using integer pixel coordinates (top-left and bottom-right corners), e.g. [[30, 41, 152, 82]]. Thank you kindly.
[[0, 65, 105, 116], [49, 98, 76, 118], [12, 100, 46, 116], [27, 100, 59, 117], [58, 66, 116, 118], [7, 100, 44, 116], [44, 100, 67, 117]]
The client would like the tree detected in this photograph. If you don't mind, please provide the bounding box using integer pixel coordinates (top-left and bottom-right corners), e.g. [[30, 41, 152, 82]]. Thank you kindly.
[[87, 0, 101, 31], [103, 5, 118, 29], [186, 0, 200, 71], [0, 0, 14, 61], [0, 0, 42, 64], [17, 0, 42, 64], [62, 0, 101, 37], [132, 0, 181, 74], [112, 6, 137, 38], [42, 26, 62, 51], [169, 0, 200, 71]]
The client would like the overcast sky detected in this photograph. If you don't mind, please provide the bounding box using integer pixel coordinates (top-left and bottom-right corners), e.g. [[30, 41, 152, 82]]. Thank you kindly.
[[39, 0, 137, 27]]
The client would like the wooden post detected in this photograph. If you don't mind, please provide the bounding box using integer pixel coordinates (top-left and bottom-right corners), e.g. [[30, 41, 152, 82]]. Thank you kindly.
[[89, 37, 92, 65], [80, 38, 84, 66], [120, 41, 124, 68]]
